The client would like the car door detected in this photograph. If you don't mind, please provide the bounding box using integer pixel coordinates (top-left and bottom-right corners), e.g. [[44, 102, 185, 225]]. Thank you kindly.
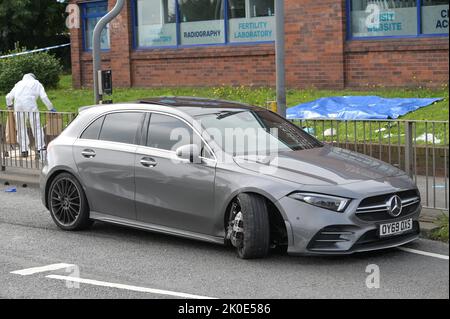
[[73, 111, 145, 220], [135, 112, 217, 235]]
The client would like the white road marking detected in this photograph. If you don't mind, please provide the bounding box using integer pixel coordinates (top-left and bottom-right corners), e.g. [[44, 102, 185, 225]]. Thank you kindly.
[[398, 247, 449, 260], [46, 275, 217, 299], [11, 263, 75, 276]]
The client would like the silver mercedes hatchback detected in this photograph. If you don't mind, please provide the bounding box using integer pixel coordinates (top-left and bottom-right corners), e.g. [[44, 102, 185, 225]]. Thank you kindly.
[[41, 97, 421, 259]]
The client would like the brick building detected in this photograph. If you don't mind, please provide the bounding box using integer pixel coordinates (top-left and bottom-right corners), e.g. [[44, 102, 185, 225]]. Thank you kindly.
[[70, 0, 449, 90]]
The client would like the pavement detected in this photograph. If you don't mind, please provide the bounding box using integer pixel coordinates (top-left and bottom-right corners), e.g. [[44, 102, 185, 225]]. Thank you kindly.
[[0, 172, 449, 299], [0, 167, 41, 188]]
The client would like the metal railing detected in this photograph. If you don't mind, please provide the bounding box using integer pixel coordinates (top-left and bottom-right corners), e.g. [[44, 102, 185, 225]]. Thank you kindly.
[[291, 119, 449, 211], [0, 110, 448, 211], [0, 110, 77, 170]]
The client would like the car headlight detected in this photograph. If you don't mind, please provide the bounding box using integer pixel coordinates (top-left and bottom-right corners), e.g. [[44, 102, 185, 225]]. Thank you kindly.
[[289, 192, 350, 212]]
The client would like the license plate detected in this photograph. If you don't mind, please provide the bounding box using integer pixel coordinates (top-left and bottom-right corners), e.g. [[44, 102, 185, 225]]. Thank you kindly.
[[379, 219, 413, 238]]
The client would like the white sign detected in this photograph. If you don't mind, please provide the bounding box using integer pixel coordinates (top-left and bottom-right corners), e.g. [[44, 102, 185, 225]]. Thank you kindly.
[[229, 16, 275, 43], [138, 24, 177, 47], [352, 7, 417, 37], [180, 20, 225, 45], [422, 5, 449, 35]]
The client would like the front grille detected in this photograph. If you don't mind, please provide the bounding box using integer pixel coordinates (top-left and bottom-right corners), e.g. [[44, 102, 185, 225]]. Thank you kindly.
[[353, 221, 420, 249], [356, 190, 421, 222], [307, 222, 420, 253]]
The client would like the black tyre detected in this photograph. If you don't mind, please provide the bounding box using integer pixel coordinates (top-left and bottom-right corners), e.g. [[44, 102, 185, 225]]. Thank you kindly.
[[227, 193, 270, 259], [47, 173, 93, 231]]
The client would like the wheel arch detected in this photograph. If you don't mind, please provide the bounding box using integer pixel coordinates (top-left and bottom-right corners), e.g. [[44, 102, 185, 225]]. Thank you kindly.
[[223, 189, 289, 248], [44, 167, 85, 209]]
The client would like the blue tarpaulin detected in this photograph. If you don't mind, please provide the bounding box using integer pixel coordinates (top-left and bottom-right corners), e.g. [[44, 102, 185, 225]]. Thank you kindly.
[[287, 96, 443, 120]]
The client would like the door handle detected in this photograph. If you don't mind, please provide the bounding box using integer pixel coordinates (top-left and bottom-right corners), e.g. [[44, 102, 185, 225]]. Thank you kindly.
[[81, 149, 96, 159], [140, 157, 157, 168]]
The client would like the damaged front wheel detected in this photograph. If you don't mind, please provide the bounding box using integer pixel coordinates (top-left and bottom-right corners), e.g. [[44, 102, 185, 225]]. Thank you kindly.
[[227, 193, 270, 259]]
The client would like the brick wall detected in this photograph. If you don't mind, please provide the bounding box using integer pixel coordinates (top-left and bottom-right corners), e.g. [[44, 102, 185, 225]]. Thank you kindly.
[[109, 0, 132, 87], [70, 0, 449, 90], [284, 0, 346, 89], [79, 54, 111, 87], [69, 0, 82, 88], [130, 45, 275, 87], [345, 38, 449, 88]]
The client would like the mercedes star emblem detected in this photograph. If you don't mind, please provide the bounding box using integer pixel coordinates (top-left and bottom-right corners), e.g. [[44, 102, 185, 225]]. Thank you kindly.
[[387, 195, 403, 217]]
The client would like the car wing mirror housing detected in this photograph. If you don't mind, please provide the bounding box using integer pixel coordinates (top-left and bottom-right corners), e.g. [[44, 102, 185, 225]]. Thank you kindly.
[[176, 144, 201, 163]]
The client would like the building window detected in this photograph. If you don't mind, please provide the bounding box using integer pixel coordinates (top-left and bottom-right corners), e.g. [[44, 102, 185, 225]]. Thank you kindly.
[[421, 0, 449, 35], [82, 1, 111, 50], [135, 0, 177, 47], [249, 0, 274, 17], [348, 0, 448, 39], [133, 0, 275, 49], [228, 0, 275, 43], [179, 0, 225, 45]]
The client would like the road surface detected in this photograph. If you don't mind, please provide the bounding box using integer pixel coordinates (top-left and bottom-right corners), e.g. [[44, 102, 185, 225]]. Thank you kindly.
[[0, 186, 448, 299]]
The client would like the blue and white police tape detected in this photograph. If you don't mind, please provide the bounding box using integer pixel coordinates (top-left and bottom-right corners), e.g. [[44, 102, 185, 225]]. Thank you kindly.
[[0, 43, 71, 60]]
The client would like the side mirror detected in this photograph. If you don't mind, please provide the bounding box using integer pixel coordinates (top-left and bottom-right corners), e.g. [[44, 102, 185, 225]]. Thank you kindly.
[[176, 144, 201, 163]]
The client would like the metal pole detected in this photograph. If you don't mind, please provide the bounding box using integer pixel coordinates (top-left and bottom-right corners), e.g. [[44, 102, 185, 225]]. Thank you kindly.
[[405, 121, 414, 178], [275, 0, 286, 118], [0, 112, 5, 171], [93, 0, 125, 104]]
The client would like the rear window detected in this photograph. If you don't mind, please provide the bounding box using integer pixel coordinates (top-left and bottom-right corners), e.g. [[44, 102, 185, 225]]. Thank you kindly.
[[80, 116, 104, 140], [99, 112, 144, 145]]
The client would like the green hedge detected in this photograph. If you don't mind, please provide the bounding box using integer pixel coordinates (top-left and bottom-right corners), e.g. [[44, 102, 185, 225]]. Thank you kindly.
[[0, 50, 62, 93]]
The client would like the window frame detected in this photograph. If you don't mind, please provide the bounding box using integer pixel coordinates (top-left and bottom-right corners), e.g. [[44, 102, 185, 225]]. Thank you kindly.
[[131, 0, 276, 50], [78, 110, 216, 160], [346, 0, 449, 41], [81, 0, 111, 52]]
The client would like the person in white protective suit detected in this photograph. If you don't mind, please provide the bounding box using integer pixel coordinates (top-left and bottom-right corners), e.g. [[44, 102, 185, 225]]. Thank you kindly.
[[5, 73, 57, 158]]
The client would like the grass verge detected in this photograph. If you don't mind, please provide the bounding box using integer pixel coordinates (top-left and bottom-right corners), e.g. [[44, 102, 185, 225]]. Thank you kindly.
[[1, 75, 448, 145], [2, 75, 446, 116], [429, 214, 449, 243]]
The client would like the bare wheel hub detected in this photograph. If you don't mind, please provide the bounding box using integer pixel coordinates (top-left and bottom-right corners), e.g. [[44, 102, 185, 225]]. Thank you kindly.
[[228, 202, 244, 248]]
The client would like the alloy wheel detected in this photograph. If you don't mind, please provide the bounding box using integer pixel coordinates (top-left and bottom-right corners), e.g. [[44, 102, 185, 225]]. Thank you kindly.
[[50, 178, 81, 226]]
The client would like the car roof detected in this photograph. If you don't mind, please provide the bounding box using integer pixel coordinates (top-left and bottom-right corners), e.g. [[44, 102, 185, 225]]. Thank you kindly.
[[138, 96, 262, 114], [78, 97, 266, 120]]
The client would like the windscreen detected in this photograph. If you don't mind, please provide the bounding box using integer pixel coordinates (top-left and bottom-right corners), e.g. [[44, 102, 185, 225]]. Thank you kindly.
[[196, 110, 323, 156]]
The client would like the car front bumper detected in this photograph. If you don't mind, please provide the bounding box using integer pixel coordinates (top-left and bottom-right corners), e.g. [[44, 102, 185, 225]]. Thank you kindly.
[[278, 196, 421, 256]]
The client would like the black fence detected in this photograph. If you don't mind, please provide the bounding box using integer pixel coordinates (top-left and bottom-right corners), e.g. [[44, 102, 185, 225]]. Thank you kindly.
[[0, 110, 448, 210], [291, 119, 449, 211], [0, 110, 77, 170]]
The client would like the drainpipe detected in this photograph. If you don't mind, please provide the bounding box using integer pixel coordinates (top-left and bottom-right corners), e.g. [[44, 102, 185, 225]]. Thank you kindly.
[[275, 0, 286, 118], [93, 0, 125, 104]]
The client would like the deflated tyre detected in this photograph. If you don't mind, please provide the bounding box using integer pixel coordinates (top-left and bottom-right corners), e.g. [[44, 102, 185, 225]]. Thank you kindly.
[[227, 193, 270, 259]]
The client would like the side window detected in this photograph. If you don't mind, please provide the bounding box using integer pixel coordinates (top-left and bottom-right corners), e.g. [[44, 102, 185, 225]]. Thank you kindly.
[[147, 113, 214, 159], [99, 112, 144, 145], [81, 116, 105, 140], [147, 114, 194, 151]]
